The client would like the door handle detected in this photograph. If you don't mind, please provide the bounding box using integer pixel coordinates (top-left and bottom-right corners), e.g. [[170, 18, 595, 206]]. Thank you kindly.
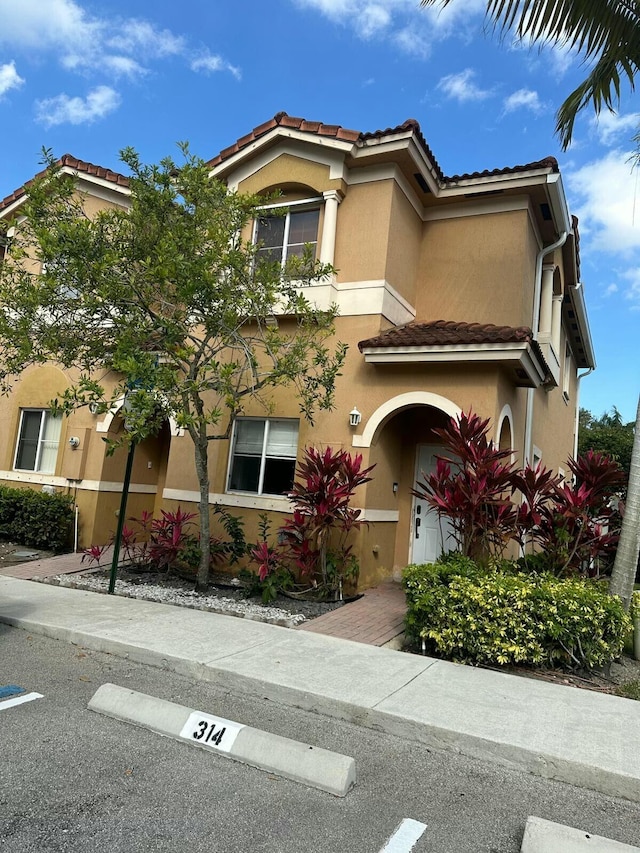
[[415, 517, 421, 539]]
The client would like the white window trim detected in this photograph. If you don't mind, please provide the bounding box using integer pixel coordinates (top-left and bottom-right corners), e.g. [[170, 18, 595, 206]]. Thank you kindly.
[[13, 409, 61, 474], [226, 417, 298, 497], [253, 197, 322, 268]]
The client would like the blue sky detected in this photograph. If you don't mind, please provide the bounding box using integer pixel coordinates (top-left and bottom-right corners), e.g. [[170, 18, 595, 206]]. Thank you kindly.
[[0, 0, 638, 422]]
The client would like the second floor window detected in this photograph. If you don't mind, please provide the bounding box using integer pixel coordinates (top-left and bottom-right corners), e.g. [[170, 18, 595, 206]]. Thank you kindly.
[[255, 208, 319, 265], [14, 409, 62, 474]]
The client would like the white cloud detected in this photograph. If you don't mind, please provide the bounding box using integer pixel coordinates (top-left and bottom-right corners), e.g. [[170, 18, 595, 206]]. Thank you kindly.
[[567, 150, 640, 253], [35, 85, 120, 127], [0, 61, 24, 97], [0, 0, 234, 82], [503, 88, 544, 115], [619, 268, 640, 308], [591, 111, 639, 147], [190, 53, 241, 80], [437, 68, 492, 103], [604, 283, 619, 296], [292, 0, 487, 54]]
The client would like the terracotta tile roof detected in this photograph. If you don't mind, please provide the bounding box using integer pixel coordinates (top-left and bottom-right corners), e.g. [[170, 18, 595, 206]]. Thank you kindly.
[[358, 320, 537, 350], [207, 112, 559, 185], [0, 154, 129, 216]]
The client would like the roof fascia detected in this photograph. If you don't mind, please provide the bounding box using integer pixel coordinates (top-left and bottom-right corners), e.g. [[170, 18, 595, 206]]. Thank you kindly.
[[352, 133, 441, 195], [439, 170, 555, 199], [0, 195, 25, 220], [210, 128, 355, 184], [545, 171, 572, 234], [568, 282, 596, 369], [360, 341, 547, 386]]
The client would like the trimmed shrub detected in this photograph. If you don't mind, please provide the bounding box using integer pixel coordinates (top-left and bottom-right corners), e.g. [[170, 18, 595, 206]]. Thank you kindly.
[[0, 485, 73, 552], [403, 558, 631, 671]]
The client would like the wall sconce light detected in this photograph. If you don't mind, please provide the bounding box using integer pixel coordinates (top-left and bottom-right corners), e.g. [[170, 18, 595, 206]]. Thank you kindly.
[[68, 436, 80, 449], [349, 406, 361, 427]]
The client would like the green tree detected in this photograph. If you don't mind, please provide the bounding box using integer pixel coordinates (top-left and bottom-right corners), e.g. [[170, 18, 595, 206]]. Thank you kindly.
[[420, 0, 640, 148], [578, 406, 635, 480], [0, 147, 347, 590]]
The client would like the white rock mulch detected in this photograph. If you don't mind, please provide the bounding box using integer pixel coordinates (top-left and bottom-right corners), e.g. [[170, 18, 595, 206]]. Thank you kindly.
[[44, 572, 306, 629]]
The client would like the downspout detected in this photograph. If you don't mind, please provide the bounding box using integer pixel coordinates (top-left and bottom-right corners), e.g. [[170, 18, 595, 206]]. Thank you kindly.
[[524, 228, 568, 464], [574, 366, 594, 460]]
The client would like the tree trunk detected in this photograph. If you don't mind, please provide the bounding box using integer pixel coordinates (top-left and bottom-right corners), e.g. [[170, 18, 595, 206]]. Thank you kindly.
[[609, 395, 640, 611], [192, 430, 211, 592]]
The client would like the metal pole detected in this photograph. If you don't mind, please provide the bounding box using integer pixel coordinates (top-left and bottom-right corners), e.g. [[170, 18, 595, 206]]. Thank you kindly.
[[108, 440, 136, 595]]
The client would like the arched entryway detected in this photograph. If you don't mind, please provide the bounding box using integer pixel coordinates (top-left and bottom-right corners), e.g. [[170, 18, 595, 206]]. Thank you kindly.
[[355, 393, 461, 569], [89, 415, 172, 545]]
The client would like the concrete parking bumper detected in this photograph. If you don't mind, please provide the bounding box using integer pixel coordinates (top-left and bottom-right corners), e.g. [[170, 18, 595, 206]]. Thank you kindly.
[[88, 683, 356, 797], [521, 817, 640, 852]]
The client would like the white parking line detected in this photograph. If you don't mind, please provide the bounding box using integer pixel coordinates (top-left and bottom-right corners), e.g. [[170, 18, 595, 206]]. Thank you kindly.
[[379, 818, 427, 852], [0, 692, 43, 711]]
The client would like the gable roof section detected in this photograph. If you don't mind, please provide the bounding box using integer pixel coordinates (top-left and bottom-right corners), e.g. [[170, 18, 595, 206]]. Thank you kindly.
[[358, 320, 551, 388], [208, 111, 559, 187], [0, 154, 129, 218]]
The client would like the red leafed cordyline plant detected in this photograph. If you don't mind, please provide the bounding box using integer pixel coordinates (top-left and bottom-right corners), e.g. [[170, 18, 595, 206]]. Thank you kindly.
[[249, 446, 375, 597], [413, 411, 518, 560], [414, 411, 625, 575], [281, 446, 375, 592], [83, 504, 246, 577]]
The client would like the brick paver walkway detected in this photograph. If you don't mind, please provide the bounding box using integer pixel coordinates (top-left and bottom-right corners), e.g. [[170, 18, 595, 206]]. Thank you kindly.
[[0, 549, 107, 580], [297, 581, 406, 647], [0, 550, 407, 647]]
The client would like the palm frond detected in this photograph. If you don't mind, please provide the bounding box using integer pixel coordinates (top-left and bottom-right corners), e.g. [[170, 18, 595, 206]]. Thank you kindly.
[[421, 0, 640, 148]]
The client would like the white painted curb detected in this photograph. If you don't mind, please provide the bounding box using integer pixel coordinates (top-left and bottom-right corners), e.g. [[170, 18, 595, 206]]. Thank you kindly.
[[88, 683, 356, 797], [521, 817, 640, 852]]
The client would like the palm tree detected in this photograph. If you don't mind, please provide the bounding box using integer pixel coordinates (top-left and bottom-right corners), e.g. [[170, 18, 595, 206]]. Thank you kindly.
[[420, 0, 640, 149], [609, 396, 640, 611]]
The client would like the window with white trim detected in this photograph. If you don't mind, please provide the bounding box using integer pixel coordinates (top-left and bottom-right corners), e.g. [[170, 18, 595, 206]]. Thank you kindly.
[[254, 203, 320, 266], [14, 409, 62, 474], [228, 418, 298, 495]]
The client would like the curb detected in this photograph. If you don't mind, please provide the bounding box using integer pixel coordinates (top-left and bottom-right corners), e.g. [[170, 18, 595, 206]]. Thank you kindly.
[[88, 683, 356, 797]]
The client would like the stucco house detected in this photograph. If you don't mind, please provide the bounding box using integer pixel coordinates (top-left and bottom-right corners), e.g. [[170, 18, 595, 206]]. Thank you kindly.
[[0, 113, 594, 586]]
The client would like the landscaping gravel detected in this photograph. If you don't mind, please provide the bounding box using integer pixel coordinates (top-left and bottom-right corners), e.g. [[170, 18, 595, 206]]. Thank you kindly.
[[41, 567, 348, 629]]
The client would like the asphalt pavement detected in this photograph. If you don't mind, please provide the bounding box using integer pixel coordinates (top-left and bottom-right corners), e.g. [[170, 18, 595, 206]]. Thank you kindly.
[[3, 626, 640, 853]]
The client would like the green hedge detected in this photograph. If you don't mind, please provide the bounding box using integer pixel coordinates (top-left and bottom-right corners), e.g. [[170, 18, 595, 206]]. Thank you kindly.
[[403, 556, 631, 671], [0, 485, 73, 553]]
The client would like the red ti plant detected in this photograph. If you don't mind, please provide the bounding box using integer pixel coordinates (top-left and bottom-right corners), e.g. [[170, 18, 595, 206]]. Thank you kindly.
[[414, 410, 625, 575], [529, 451, 624, 575], [280, 446, 375, 593], [413, 411, 517, 560]]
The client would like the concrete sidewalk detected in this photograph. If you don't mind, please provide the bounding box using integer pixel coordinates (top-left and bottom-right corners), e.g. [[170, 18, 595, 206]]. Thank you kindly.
[[2, 575, 640, 806]]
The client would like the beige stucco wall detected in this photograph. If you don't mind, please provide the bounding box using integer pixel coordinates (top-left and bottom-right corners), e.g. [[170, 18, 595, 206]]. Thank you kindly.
[[416, 209, 536, 328]]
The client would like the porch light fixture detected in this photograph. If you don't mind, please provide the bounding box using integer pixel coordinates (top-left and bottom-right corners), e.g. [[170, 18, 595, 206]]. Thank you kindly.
[[349, 406, 361, 427]]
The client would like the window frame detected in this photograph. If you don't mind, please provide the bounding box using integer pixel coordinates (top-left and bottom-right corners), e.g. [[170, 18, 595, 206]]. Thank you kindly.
[[253, 197, 322, 268], [13, 408, 62, 474], [227, 417, 299, 497]]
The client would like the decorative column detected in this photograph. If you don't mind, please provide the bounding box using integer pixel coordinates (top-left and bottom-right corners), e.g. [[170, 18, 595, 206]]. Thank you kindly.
[[319, 190, 342, 266], [551, 293, 563, 356], [538, 264, 555, 339]]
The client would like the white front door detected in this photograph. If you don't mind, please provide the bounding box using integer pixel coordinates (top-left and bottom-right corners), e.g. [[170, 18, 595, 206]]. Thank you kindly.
[[411, 445, 456, 565]]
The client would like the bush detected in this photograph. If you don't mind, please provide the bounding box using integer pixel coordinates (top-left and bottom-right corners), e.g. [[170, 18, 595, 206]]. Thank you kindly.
[[403, 558, 631, 671], [0, 485, 73, 552]]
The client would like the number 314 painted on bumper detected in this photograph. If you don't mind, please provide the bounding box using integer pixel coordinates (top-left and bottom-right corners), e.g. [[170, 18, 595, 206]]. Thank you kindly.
[[179, 711, 244, 753]]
